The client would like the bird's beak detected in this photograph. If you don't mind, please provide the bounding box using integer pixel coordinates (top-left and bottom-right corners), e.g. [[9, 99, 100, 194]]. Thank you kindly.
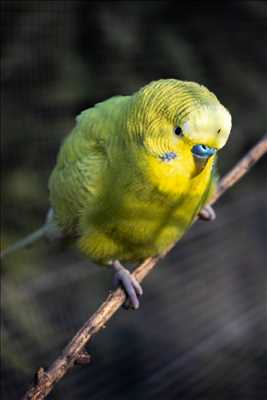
[[191, 144, 216, 172]]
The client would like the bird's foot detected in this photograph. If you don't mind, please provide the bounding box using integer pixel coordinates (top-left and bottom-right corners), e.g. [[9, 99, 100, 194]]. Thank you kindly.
[[198, 205, 216, 221], [111, 260, 143, 309]]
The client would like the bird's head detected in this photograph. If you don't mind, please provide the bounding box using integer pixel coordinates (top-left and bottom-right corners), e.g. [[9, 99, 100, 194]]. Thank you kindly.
[[127, 79, 232, 177]]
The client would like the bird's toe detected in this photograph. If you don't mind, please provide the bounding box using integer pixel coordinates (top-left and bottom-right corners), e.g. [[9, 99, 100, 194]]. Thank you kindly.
[[198, 205, 216, 221], [113, 267, 143, 310]]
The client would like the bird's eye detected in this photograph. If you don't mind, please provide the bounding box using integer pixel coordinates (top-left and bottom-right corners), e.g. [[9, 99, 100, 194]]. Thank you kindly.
[[174, 126, 183, 136]]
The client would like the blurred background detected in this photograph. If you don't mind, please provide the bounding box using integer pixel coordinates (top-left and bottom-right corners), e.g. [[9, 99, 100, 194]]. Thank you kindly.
[[1, 1, 267, 399]]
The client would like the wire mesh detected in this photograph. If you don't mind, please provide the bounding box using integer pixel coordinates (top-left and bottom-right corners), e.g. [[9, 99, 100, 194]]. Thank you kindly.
[[1, 2, 266, 399]]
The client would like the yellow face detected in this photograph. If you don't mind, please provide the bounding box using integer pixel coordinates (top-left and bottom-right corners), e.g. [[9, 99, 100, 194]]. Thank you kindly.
[[140, 102, 231, 178], [141, 92, 230, 174], [175, 102, 232, 176], [127, 79, 232, 179], [179, 102, 232, 150]]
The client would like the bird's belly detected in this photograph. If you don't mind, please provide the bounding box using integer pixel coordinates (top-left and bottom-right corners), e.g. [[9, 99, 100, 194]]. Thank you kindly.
[[78, 189, 202, 264]]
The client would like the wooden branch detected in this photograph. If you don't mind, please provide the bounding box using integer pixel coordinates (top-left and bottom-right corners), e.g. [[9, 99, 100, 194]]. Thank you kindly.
[[22, 133, 267, 400]]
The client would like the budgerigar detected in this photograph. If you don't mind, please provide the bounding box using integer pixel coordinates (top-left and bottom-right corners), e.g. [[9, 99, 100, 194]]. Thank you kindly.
[[2, 79, 232, 309]]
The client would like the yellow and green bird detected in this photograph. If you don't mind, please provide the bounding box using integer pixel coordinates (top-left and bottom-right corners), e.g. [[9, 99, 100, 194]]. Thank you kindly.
[[2, 79, 232, 308]]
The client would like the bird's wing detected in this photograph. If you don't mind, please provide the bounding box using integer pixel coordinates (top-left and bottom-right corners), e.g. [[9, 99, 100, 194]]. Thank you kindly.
[[49, 96, 129, 235], [48, 116, 103, 234]]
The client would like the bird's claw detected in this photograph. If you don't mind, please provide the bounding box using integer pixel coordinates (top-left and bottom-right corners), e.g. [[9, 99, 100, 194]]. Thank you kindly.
[[112, 263, 143, 310], [198, 205, 216, 221]]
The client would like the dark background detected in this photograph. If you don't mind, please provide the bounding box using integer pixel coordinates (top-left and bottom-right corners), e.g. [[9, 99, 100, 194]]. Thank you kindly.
[[1, 1, 267, 399]]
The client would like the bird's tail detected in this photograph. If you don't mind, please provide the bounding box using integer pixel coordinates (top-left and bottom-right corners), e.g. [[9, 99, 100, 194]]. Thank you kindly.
[[1, 226, 47, 259], [1, 209, 62, 259]]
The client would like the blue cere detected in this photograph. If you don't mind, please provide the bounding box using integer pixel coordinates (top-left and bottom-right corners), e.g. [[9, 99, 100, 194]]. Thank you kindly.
[[160, 151, 177, 162], [191, 144, 216, 158]]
